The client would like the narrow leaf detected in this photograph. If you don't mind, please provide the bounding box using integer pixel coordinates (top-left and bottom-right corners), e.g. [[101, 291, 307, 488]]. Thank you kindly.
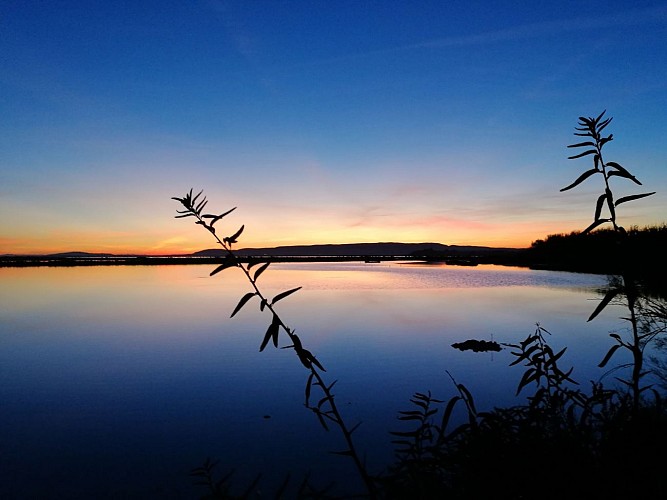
[[411, 399, 428, 409], [231, 292, 256, 318], [260, 320, 280, 352], [606, 161, 628, 172], [608, 171, 641, 185], [195, 199, 208, 214], [567, 149, 597, 160], [398, 415, 423, 421], [271, 287, 302, 305], [191, 189, 204, 206], [201, 207, 237, 219], [210, 258, 236, 276], [605, 188, 616, 220], [457, 383, 477, 415], [567, 141, 595, 148], [389, 430, 419, 438], [330, 450, 353, 457], [599, 134, 613, 147], [609, 333, 623, 342], [253, 262, 271, 282], [439, 396, 462, 436], [550, 347, 567, 363], [308, 351, 325, 371], [560, 168, 600, 192], [588, 288, 621, 322], [582, 218, 610, 234], [348, 421, 363, 435], [598, 344, 622, 368], [202, 207, 237, 226], [615, 192, 656, 206], [594, 193, 607, 221], [270, 314, 280, 348], [597, 116, 613, 133], [516, 368, 537, 395], [314, 410, 330, 431], [398, 410, 422, 416], [305, 373, 314, 407], [224, 225, 245, 244]]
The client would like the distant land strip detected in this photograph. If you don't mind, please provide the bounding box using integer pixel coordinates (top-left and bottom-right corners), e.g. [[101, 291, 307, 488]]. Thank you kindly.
[[0, 242, 524, 268], [4, 235, 665, 295]]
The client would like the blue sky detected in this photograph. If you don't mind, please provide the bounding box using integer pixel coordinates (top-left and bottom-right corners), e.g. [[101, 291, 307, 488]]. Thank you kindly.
[[1, 1, 665, 254]]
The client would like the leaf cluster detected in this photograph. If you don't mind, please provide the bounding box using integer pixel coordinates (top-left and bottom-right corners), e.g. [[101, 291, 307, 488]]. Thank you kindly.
[[383, 323, 666, 499], [172, 189, 242, 243], [562, 111, 654, 234]]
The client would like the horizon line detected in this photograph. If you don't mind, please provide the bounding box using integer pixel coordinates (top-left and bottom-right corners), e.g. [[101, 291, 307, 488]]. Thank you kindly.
[[1, 240, 529, 258]]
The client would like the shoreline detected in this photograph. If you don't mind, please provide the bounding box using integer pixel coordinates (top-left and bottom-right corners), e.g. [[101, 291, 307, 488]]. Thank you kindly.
[[0, 253, 608, 276], [0, 255, 426, 268]]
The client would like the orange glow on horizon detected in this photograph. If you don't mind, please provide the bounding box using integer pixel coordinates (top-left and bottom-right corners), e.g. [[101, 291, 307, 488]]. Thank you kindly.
[[1, 220, 587, 256]]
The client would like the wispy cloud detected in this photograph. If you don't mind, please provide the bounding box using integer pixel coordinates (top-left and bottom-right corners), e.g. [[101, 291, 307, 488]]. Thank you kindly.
[[409, 5, 667, 50], [306, 5, 667, 66]]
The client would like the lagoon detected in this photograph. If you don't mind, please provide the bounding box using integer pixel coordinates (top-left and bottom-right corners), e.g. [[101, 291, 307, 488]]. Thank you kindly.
[[0, 262, 632, 498]]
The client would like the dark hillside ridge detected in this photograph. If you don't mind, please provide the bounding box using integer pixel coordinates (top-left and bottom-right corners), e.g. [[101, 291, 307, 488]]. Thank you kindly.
[[47, 251, 117, 258], [0, 242, 525, 268], [194, 242, 521, 258]]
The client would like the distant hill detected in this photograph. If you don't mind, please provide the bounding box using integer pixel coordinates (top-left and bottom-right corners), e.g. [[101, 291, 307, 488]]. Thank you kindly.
[[46, 251, 117, 258], [192, 242, 519, 258], [1, 243, 524, 268]]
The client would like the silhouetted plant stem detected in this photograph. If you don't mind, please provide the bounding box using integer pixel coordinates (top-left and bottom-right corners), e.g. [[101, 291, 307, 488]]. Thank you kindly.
[[563, 111, 656, 413], [172, 189, 376, 498]]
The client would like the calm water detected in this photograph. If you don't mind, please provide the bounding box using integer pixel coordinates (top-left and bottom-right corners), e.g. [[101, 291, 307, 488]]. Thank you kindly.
[[0, 262, 634, 498]]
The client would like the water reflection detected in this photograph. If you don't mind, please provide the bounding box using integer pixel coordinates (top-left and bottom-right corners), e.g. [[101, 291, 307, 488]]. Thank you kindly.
[[0, 263, 620, 498]]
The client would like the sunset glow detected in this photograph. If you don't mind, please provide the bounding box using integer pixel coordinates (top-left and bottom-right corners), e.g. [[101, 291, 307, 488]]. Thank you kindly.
[[1, 1, 665, 255]]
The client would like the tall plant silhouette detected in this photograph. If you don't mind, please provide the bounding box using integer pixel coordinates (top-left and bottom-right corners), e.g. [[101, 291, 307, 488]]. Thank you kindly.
[[561, 110, 655, 233], [172, 190, 375, 498], [562, 110, 656, 410], [383, 112, 664, 497]]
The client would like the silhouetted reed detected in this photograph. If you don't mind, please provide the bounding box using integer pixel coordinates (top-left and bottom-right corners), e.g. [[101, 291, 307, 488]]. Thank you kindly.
[[562, 110, 657, 411], [172, 190, 375, 498]]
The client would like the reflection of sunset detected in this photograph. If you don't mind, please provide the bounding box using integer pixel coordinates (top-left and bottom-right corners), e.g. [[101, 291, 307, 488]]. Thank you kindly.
[[0, 261, 626, 497]]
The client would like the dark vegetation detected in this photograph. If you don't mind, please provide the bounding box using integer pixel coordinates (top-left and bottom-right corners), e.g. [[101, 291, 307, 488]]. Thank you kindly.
[[526, 224, 667, 275], [4, 230, 666, 286], [171, 111, 667, 499]]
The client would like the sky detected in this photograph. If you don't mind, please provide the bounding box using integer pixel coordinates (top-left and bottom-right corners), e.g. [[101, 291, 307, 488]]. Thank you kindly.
[[1, 1, 666, 255]]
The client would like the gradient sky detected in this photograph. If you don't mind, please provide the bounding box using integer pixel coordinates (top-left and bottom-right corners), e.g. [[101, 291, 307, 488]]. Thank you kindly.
[[1, 1, 666, 255]]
